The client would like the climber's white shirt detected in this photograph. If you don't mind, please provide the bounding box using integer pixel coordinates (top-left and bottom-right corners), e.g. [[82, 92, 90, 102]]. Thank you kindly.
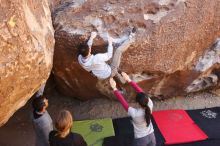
[[128, 98, 154, 138], [78, 43, 113, 80]]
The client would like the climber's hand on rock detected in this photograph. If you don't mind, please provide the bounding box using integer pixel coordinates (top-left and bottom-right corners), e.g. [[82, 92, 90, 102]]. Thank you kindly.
[[121, 72, 131, 82], [90, 32, 97, 39], [109, 78, 117, 90]]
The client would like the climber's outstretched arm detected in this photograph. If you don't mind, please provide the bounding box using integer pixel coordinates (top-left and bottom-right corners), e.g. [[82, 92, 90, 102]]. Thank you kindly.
[[87, 32, 97, 49], [95, 35, 113, 62]]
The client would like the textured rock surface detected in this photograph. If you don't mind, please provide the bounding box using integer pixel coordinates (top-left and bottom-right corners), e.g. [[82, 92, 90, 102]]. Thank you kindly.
[[0, 0, 54, 125], [52, 0, 220, 100]]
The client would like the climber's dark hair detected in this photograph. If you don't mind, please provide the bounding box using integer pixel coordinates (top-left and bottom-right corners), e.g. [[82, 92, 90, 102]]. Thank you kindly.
[[78, 43, 90, 57], [32, 96, 46, 112], [136, 92, 152, 127]]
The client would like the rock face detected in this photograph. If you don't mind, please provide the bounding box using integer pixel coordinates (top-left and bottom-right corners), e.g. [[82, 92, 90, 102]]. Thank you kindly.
[[52, 0, 220, 100], [0, 0, 54, 125]]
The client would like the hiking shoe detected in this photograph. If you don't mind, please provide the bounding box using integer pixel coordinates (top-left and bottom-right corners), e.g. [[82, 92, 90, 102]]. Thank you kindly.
[[132, 27, 137, 33], [129, 27, 137, 39]]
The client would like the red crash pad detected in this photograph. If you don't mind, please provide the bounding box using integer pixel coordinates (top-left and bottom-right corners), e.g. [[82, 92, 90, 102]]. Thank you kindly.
[[153, 110, 208, 145]]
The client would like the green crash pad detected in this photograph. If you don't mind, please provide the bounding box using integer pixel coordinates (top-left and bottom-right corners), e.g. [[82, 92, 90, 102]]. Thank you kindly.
[[71, 118, 115, 146]]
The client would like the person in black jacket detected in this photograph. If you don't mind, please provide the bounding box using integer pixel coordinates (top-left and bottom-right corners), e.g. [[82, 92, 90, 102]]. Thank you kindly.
[[49, 110, 87, 146]]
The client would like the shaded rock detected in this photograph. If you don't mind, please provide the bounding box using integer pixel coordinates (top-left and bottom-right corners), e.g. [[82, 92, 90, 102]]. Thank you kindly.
[[52, 0, 220, 100], [186, 40, 220, 93], [0, 0, 54, 126]]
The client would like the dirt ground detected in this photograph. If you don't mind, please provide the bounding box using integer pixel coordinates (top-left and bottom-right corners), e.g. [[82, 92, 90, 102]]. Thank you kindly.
[[0, 87, 220, 146]]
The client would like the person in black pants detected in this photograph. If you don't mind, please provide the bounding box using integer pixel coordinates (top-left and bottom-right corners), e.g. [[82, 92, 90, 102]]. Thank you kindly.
[[49, 110, 87, 146]]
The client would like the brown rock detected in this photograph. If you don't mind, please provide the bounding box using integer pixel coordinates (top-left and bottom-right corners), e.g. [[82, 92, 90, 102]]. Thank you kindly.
[[0, 0, 54, 126], [52, 0, 220, 100]]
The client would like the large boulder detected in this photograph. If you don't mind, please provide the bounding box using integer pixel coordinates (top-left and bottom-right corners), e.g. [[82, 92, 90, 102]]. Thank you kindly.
[[0, 0, 54, 125], [52, 0, 220, 100]]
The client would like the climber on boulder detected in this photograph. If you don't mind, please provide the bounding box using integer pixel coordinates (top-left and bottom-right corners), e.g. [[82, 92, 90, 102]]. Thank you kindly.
[[77, 28, 136, 82]]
